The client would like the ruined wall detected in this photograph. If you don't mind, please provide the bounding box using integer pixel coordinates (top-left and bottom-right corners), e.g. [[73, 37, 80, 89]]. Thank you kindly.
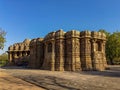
[[8, 29, 107, 71], [28, 38, 44, 69]]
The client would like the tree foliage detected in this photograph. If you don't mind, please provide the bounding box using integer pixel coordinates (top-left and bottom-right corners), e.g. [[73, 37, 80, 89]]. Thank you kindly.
[[0, 53, 8, 66], [0, 28, 6, 49], [106, 31, 120, 64], [99, 29, 120, 65]]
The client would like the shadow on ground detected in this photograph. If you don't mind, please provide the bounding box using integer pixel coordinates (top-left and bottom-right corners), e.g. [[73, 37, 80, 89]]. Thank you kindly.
[[17, 75, 80, 90]]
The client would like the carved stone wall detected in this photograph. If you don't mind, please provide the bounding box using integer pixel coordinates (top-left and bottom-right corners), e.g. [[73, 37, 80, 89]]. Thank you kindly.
[[8, 39, 30, 65], [65, 30, 81, 71], [8, 30, 107, 71], [80, 31, 92, 70], [55, 30, 65, 71]]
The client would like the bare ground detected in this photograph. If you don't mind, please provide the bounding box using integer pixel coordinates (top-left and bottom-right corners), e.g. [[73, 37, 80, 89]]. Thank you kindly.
[[0, 65, 120, 90], [0, 70, 44, 90]]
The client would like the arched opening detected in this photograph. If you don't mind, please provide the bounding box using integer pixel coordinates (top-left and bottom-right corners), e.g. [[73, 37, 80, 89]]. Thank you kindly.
[[17, 52, 20, 56], [27, 51, 30, 56], [96, 41, 101, 51]]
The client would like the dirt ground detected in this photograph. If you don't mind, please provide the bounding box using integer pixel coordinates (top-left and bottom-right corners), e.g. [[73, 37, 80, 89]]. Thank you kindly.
[[0, 65, 120, 90], [0, 70, 44, 90]]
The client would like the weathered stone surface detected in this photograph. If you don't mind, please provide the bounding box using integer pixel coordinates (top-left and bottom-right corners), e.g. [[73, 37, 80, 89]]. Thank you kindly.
[[7, 39, 30, 65], [8, 30, 107, 71]]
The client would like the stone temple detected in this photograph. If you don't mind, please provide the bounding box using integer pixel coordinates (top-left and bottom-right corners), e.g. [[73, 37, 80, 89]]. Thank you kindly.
[[8, 30, 107, 71], [8, 39, 30, 65]]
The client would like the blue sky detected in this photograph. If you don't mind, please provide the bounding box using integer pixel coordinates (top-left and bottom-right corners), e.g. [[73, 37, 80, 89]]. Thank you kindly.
[[0, 0, 120, 54]]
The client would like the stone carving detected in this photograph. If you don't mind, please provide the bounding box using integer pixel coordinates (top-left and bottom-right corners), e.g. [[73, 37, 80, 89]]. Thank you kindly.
[[8, 30, 107, 71], [7, 39, 30, 65]]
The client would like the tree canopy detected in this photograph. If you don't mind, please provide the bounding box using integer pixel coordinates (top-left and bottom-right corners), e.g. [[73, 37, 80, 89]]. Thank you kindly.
[[0, 28, 6, 50]]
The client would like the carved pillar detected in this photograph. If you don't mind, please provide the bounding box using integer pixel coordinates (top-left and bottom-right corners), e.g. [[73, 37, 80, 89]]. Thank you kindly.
[[102, 41, 107, 67], [71, 39, 75, 71], [102, 41, 105, 53], [8, 52, 12, 63], [19, 52, 22, 57], [55, 30, 65, 71], [65, 30, 80, 71], [65, 38, 72, 71], [74, 38, 81, 71], [85, 38, 92, 70], [55, 39, 64, 71], [81, 37, 92, 70], [59, 39, 64, 71], [91, 39, 96, 70], [25, 52, 27, 56], [42, 42, 49, 69], [51, 41, 55, 71], [14, 52, 17, 59]]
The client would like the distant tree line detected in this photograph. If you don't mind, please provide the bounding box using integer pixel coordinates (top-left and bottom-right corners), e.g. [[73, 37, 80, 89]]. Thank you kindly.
[[99, 29, 120, 65]]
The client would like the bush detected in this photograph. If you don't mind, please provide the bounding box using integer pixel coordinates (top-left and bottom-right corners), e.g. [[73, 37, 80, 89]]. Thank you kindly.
[[0, 53, 8, 67], [0, 60, 8, 67], [113, 57, 120, 65]]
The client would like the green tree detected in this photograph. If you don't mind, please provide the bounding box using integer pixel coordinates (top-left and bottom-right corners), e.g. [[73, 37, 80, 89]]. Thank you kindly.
[[106, 31, 120, 64], [0, 28, 6, 49], [0, 53, 8, 66]]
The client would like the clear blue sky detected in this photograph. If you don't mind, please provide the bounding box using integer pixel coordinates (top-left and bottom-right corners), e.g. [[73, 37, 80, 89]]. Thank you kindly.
[[0, 0, 120, 54]]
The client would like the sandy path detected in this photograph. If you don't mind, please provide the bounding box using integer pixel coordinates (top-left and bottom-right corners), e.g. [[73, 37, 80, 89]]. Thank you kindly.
[[0, 70, 44, 90]]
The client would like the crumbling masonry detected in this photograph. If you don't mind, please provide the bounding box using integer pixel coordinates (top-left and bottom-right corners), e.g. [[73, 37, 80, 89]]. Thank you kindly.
[[8, 30, 107, 71]]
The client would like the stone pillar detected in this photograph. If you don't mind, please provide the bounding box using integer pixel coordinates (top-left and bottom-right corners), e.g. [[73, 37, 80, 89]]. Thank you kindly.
[[36, 38, 44, 68], [91, 39, 96, 70], [51, 41, 55, 71], [25, 52, 27, 56], [14, 52, 18, 59], [84, 38, 92, 70], [80, 31, 92, 70], [55, 39, 64, 71], [102, 41, 107, 68], [102, 41, 106, 53], [73, 38, 81, 71], [59, 39, 64, 71], [8, 52, 12, 63], [19, 52, 22, 57], [42, 42, 49, 69], [55, 30, 65, 71], [65, 30, 81, 71], [71, 39, 75, 71]]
